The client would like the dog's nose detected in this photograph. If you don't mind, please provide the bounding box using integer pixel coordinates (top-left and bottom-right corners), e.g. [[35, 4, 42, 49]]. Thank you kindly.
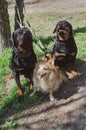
[[24, 31, 27, 34], [24, 31, 29, 38], [59, 30, 66, 35]]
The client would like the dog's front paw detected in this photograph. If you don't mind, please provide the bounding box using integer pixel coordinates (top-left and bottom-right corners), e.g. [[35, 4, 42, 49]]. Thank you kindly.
[[29, 92, 35, 97], [18, 89, 23, 97], [71, 71, 81, 78], [8, 73, 14, 79], [49, 95, 55, 101]]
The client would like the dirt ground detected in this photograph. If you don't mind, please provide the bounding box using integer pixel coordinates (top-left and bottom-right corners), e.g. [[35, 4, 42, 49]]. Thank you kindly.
[[2, 0, 86, 130], [8, 0, 86, 14], [4, 62, 86, 130]]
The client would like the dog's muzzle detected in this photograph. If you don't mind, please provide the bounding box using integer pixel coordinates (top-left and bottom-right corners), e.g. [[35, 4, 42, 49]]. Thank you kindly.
[[57, 29, 68, 35], [37, 72, 47, 79]]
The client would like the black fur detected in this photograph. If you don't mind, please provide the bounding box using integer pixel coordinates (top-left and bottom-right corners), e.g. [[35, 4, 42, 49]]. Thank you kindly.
[[9, 28, 37, 95], [52, 20, 77, 72]]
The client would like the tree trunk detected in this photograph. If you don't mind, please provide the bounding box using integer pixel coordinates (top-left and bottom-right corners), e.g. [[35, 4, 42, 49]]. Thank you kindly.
[[0, 0, 11, 53], [14, 0, 24, 30]]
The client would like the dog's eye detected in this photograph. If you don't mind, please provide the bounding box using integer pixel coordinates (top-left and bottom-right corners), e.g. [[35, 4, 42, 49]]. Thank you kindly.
[[65, 27, 70, 32], [19, 30, 23, 35]]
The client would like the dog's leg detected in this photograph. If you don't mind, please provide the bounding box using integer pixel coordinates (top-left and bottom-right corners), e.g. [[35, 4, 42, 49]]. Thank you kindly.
[[8, 72, 14, 79], [13, 71, 23, 97], [71, 70, 79, 77], [29, 80, 34, 90], [66, 59, 79, 78], [30, 87, 37, 96], [49, 90, 55, 101], [70, 63, 79, 77]]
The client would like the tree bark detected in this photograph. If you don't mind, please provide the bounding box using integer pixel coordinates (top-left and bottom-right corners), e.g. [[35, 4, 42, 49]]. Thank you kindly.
[[14, 0, 24, 30], [0, 0, 11, 53]]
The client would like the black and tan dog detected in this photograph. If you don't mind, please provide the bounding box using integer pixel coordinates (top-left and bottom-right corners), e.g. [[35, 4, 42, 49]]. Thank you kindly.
[[9, 28, 37, 96], [45, 20, 78, 77]]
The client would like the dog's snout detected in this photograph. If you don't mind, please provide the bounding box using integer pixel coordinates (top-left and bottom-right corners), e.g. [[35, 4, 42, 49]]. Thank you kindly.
[[23, 30, 28, 35], [37, 72, 41, 79], [59, 30, 65, 35], [58, 29, 66, 35], [17, 32, 23, 41], [24, 31, 30, 39]]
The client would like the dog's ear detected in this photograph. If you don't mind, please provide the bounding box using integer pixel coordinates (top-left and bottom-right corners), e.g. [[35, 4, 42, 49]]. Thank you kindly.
[[28, 30, 33, 42], [25, 28, 33, 42], [45, 52, 52, 62], [68, 22, 73, 35], [53, 24, 58, 33]]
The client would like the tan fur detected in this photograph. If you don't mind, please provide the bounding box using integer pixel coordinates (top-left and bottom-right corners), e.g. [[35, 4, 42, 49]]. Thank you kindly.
[[57, 26, 70, 41], [45, 53, 54, 65], [32, 60, 67, 101]]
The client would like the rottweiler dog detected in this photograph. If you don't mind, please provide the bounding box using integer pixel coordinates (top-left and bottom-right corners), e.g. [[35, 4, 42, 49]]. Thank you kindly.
[[9, 28, 37, 96], [46, 20, 78, 77]]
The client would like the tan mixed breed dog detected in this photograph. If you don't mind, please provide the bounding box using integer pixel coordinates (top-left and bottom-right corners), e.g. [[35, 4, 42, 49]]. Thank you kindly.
[[31, 58, 67, 101]]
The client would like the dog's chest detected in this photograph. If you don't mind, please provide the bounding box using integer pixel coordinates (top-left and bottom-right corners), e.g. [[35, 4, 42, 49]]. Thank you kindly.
[[14, 57, 29, 68], [55, 40, 68, 53], [38, 78, 50, 93], [55, 38, 76, 53], [13, 52, 36, 70]]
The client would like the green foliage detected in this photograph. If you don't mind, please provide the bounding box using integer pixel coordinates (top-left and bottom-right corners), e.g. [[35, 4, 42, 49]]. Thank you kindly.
[[2, 119, 24, 130], [0, 49, 38, 117], [0, 79, 38, 117], [0, 48, 12, 117], [33, 35, 54, 56], [74, 27, 86, 59], [0, 48, 12, 76], [0, 86, 18, 117]]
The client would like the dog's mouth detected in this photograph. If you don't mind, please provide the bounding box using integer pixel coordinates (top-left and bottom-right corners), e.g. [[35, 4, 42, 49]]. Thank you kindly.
[[58, 29, 67, 35], [57, 27, 70, 41], [37, 72, 47, 79], [57, 28, 69, 35]]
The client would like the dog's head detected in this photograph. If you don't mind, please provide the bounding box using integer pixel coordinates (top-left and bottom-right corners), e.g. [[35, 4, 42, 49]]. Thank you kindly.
[[11, 28, 33, 52], [53, 20, 73, 41], [36, 60, 57, 79], [45, 52, 54, 65]]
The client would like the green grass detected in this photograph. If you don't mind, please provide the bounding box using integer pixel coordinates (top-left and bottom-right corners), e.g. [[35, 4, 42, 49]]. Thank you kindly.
[[0, 49, 12, 104], [1, 119, 24, 130], [0, 11, 86, 129], [0, 49, 38, 117]]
